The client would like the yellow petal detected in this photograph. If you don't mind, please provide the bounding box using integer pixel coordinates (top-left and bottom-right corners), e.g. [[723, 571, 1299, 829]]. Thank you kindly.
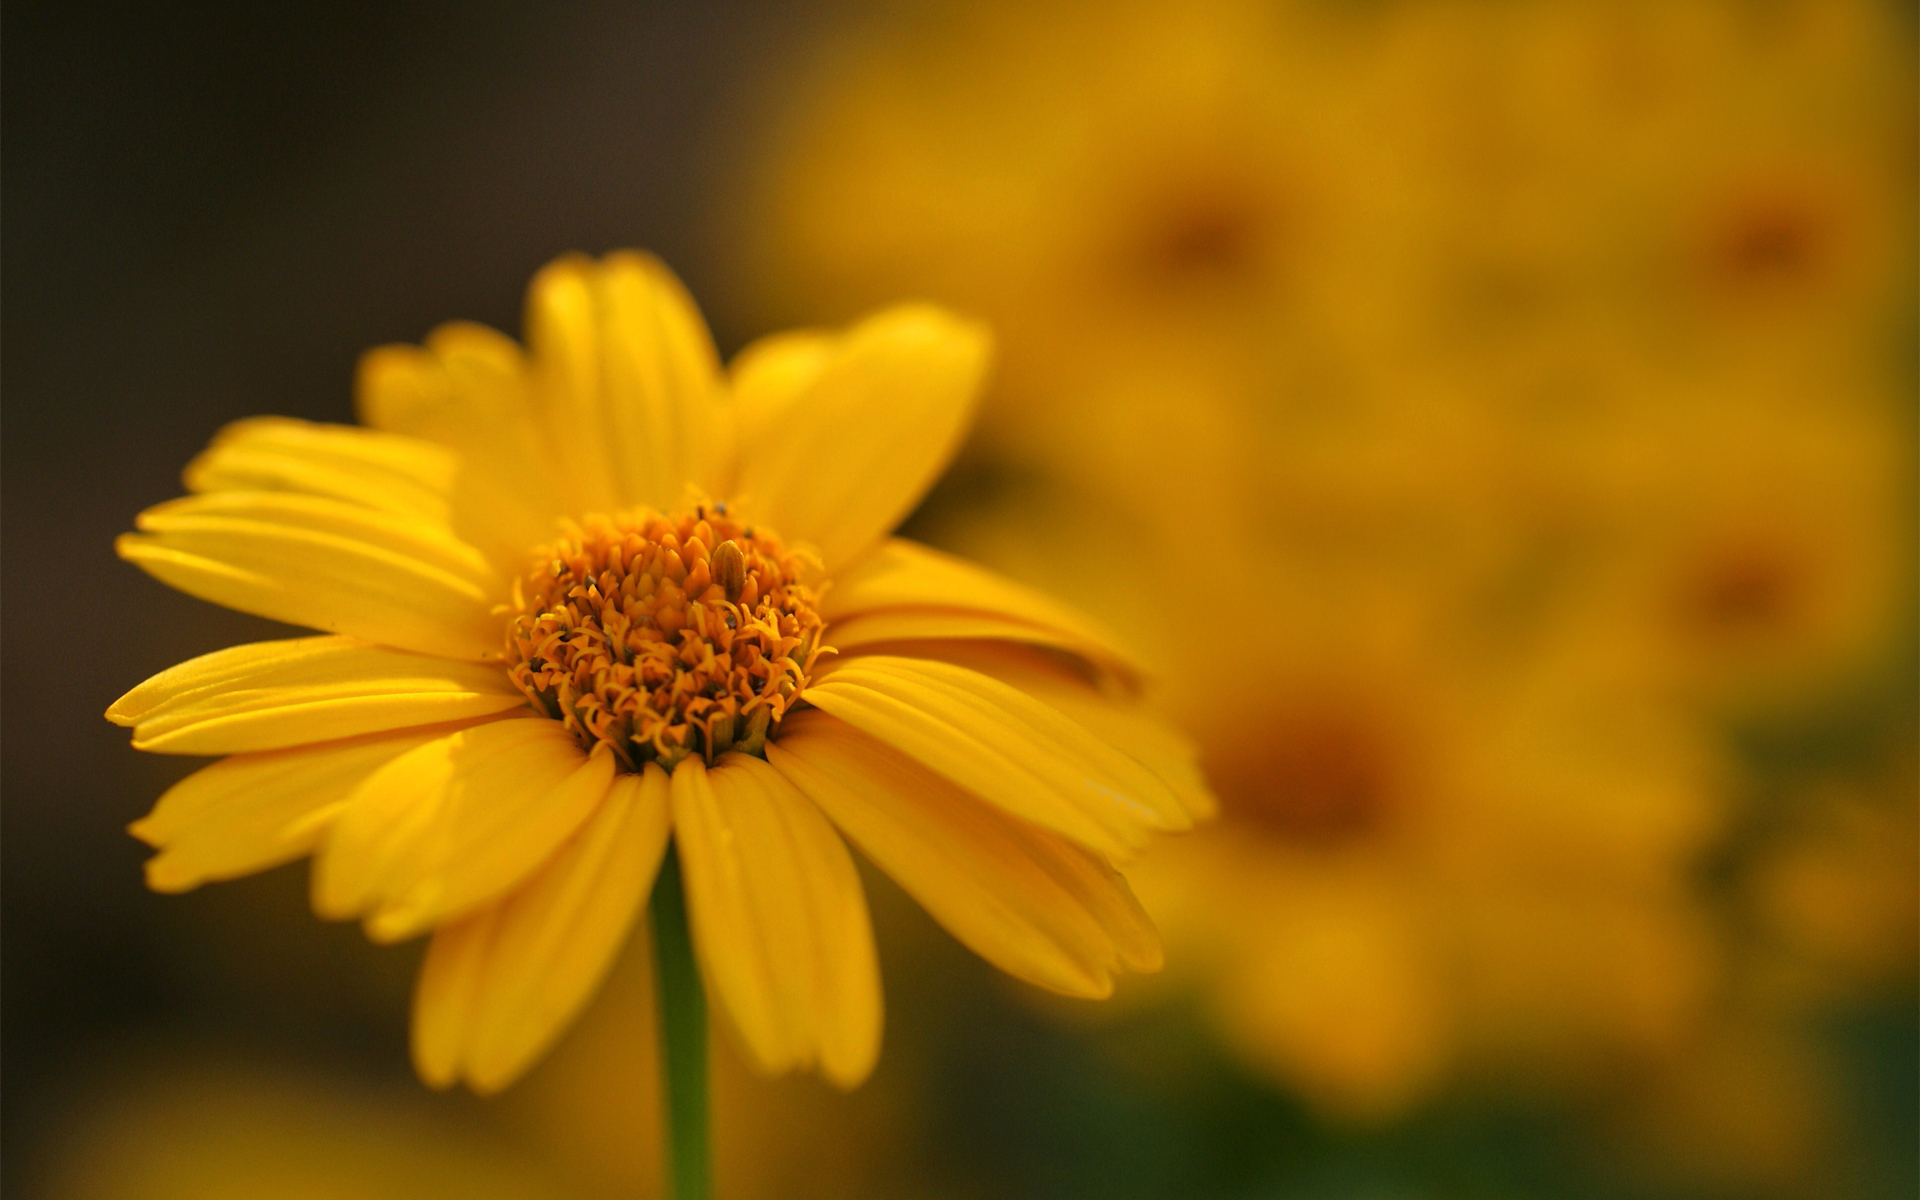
[[313, 720, 614, 943], [903, 641, 1216, 822], [525, 252, 727, 514], [828, 610, 1142, 688], [800, 656, 1188, 862], [118, 491, 503, 660], [130, 727, 451, 894], [1039, 693, 1216, 823], [183, 416, 456, 521], [108, 635, 527, 754], [358, 321, 528, 442], [733, 306, 990, 569], [356, 321, 570, 573], [410, 897, 495, 1090], [669, 754, 882, 1087], [728, 328, 835, 444], [768, 712, 1160, 998], [823, 538, 1143, 683], [411, 764, 672, 1093]]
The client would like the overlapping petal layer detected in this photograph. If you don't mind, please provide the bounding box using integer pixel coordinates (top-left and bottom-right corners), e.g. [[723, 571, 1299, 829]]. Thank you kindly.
[[184, 416, 457, 521], [118, 491, 503, 660], [129, 727, 455, 893], [525, 251, 729, 515], [768, 712, 1161, 997], [108, 635, 526, 754], [357, 320, 568, 570], [888, 640, 1218, 821], [823, 538, 1144, 683], [802, 655, 1188, 861], [314, 719, 614, 943], [669, 754, 882, 1087], [412, 766, 672, 1093], [116, 250, 1206, 1099]]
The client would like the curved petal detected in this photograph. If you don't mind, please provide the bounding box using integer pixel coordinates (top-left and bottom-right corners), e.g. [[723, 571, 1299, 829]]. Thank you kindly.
[[734, 306, 990, 569], [359, 321, 529, 442], [184, 416, 456, 522], [313, 719, 615, 943], [800, 656, 1188, 862], [129, 726, 458, 894], [767, 712, 1160, 998], [895, 641, 1217, 822], [823, 538, 1142, 683], [356, 321, 569, 573], [728, 328, 835, 445], [829, 610, 1145, 689], [669, 754, 881, 1087], [525, 252, 727, 514], [108, 636, 526, 754], [117, 491, 504, 660], [412, 764, 672, 1093]]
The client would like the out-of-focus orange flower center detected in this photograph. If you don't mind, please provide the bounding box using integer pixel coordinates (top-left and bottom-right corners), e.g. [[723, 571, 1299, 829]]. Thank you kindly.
[[1140, 189, 1267, 286], [1705, 185, 1840, 303], [505, 504, 828, 771], [1212, 703, 1402, 847], [1672, 537, 1823, 668]]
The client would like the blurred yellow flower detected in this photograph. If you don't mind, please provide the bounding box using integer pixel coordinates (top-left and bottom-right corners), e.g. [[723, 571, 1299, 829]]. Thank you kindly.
[[1608, 1013, 1843, 1198], [28, 1052, 564, 1200], [1602, 762, 1918, 1196], [727, 0, 1427, 478], [941, 505, 1726, 1117], [1457, 0, 1915, 371], [1750, 770, 1920, 1003], [110, 250, 1206, 1095], [728, 0, 1913, 1136], [1569, 380, 1912, 711], [730, 0, 1913, 488]]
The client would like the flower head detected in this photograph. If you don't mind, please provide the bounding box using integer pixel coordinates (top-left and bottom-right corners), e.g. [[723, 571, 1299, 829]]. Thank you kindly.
[[502, 506, 827, 769], [111, 250, 1210, 1093]]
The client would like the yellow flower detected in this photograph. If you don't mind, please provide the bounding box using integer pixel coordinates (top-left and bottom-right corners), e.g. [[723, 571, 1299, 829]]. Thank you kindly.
[[721, 0, 1912, 1131], [29, 1051, 566, 1200], [729, 0, 1912, 507], [1603, 766, 1918, 1196], [1460, 0, 1915, 372], [927, 489, 1727, 1120], [109, 250, 1208, 1094], [1523, 365, 1915, 713], [1163, 639, 1725, 1117], [1749, 772, 1919, 1003], [726, 0, 1423, 479]]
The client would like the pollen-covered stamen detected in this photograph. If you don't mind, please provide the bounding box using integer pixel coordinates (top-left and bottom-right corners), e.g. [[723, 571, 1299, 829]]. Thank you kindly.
[[505, 505, 830, 770]]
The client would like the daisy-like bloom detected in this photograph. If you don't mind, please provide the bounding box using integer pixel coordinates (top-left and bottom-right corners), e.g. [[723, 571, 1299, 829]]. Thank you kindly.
[[936, 499, 1728, 1119], [110, 250, 1211, 1094]]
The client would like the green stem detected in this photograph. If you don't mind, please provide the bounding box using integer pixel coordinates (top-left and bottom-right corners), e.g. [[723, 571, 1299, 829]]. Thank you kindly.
[[650, 843, 709, 1200]]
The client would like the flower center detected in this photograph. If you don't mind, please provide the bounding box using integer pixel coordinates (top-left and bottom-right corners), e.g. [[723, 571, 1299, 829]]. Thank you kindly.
[[505, 504, 828, 770], [1210, 697, 1404, 848]]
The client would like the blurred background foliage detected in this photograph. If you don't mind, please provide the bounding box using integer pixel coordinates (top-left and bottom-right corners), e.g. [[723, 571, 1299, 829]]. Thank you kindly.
[[4, 1, 1913, 1198]]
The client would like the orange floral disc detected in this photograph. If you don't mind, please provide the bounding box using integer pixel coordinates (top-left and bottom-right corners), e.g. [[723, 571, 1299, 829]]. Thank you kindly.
[[504, 503, 829, 770]]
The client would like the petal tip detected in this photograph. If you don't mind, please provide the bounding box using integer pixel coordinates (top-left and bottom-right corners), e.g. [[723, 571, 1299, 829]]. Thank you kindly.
[[409, 1047, 459, 1093], [822, 1055, 880, 1091], [364, 908, 425, 945], [142, 854, 200, 894]]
